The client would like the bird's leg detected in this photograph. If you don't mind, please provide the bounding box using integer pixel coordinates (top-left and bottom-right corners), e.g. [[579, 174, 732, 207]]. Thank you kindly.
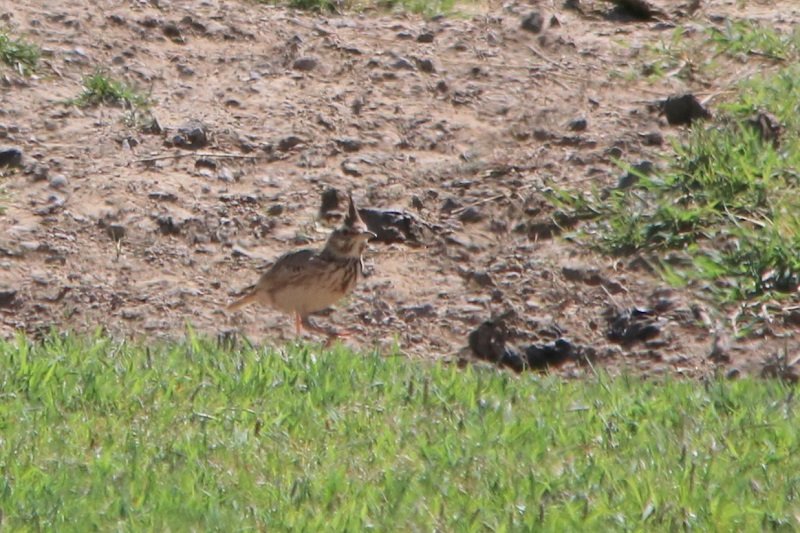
[[295, 313, 302, 336]]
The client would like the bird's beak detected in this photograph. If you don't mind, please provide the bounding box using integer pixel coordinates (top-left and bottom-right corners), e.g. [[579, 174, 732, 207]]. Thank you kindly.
[[362, 230, 377, 240]]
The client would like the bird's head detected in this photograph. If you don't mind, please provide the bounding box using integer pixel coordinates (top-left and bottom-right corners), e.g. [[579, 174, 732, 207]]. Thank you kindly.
[[324, 193, 376, 258]]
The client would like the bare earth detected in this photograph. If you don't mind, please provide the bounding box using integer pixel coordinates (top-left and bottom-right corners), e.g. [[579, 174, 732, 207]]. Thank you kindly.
[[2, 0, 798, 377]]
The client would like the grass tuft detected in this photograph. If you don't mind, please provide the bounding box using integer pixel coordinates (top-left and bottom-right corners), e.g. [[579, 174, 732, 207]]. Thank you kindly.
[[0, 32, 39, 74], [1, 333, 799, 530], [71, 70, 150, 109], [554, 22, 800, 307]]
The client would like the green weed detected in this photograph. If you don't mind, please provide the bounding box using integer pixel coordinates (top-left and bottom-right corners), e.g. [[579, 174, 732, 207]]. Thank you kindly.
[[708, 20, 800, 61], [71, 71, 150, 109], [553, 21, 800, 306], [0, 32, 39, 74]]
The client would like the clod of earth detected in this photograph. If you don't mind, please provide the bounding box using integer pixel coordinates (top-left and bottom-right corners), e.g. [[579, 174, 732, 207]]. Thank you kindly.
[[170, 120, 209, 149], [760, 353, 800, 383], [745, 111, 782, 147], [568, 117, 588, 131], [0, 288, 17, 307], [468, 318, 586, 373], [105, 223, 126, 242], [521, 12, 545, 34], [318, 187, 431, 245], [617, 159, 655, 189], [292, 56, 318, 72], [48, 174, 68, 189], [605, 306, 662, 345], [662, 93, 711, 126], [277, 135, 304, 152], [0, 147, 23, 168], [606, 0, 666, 20]]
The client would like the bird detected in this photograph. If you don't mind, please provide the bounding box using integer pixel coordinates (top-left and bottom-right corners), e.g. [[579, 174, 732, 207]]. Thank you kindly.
[[227, 193, 376, 339]]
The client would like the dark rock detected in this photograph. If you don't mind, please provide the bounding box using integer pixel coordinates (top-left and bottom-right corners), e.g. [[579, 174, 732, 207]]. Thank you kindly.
[[277, 135, 304, 152], [784, 310, 800, 327], [458, 206, 484, 223], [417, 31, 435, 43], [392, 57, 416, 70], [469, 318, 527, 372], [662, 93, 711, 126], [0, 288, 17, 307], [26, 163, 49, 181], [435, 80, 448, 93], [319, 186, 346, 219], [48, 174, 68, 189], [121, 308, 143, 320], [562, 263, 604, 284], [459, 268, 495, 287], [469, 317, 580, 372], [148, 191, 177, 202], [562, 263, 624, 293], [0, 147, 23, 168], [415, 58, 435, 73], [606, 306, 661, 345], [639, 131, 663, 146], [341, 159, 363, 176], [162, 22, 184, 42], [106, 224, 126, 242], [317, 188, 429, 244], [708, 329, 731, 363], [533, 129, 553, 141], [399, 303, 436, 321], [267, 204, 284, 216], [292, 56, 318, 72], [155, 215, 182, 235], [359, 208, 429, 245], [35, 194, 65, 216], [171, 120, 209, 149], [525, 338, 574, 370], [441, 197, 461, 213], [217, 167, 235, 183], [335, 137, 363, 153], [195, 157, 217, 170], [607, 0, 665, 20], [568, 117, 588, 131], [617, 160, 655, 189], [521, 11, 545, 33], [761, 353, 799, 383], [746, 111, 782, 147]]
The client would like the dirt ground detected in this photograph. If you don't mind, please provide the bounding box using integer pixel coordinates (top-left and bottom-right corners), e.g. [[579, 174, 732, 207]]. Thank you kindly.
[[1, 0, 798, 378]]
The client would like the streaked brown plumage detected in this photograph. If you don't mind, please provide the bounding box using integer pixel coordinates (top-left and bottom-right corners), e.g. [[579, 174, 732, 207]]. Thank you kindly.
[[228, 193, 375, 337]]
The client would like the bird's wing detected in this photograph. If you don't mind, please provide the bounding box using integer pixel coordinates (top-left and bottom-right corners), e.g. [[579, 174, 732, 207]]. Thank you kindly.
[[254, 248, 327, 290]]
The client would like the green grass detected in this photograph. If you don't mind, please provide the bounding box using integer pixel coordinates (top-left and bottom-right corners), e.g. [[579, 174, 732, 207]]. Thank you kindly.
[[1, 333, 799, 531], [71, 71, 150, 109], [636, 20, 800, 82], [0, 32, 39, 74], [708, 20, 800, 61], [554, 24, 800, 309]]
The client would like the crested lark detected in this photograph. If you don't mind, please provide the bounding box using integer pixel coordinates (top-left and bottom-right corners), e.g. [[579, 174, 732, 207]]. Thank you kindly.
[[228, 193, 375, 338]]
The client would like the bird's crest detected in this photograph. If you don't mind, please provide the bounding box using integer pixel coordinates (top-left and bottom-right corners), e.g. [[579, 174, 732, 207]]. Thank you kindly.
[[344, 193, 362, 228]]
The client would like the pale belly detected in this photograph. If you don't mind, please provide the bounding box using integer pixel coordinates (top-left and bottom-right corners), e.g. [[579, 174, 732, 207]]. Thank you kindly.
[[269, 263, 359, 316]]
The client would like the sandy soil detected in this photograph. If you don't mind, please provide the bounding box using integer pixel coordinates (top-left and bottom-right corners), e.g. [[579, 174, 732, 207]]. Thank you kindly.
[[1, 0, 799, 378]]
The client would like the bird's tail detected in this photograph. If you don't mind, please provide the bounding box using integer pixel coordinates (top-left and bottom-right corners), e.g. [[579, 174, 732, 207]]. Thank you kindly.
[[227, 290, 259, 312]]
